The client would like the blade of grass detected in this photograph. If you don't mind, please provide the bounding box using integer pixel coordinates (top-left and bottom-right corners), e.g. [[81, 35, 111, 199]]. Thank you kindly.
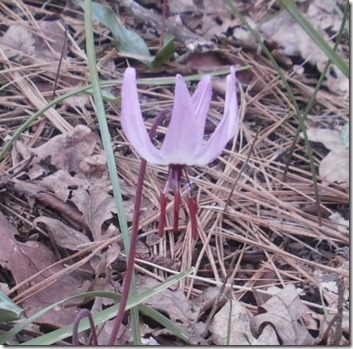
[[82, 0, 141, 343], [225, 0, 323, 224], [278, 0, 348, 78]]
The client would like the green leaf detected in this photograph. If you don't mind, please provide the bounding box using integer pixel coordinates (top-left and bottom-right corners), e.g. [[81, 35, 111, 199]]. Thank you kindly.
[[150, 33, 175, 67], [77, 1, 175, 68], [77, 1, 151, 62], [0, 290, 23, 323]]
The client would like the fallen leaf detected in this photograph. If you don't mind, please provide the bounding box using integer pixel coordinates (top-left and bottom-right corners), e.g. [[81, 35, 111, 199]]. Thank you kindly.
[[136, 275, 197, 325], [71, 187, 118, 241], [301, 127, 349, 184], [40, 170, 112, 201], [169, 0, 234, 42], [0, 211, 89, 327], [79, 153, 108, 178], [16, 125, 98, 174], [34, 216, 91, 250], [258, 2, 348, 96], [329, 212, 349, 234], [319, 149, 349, 184], [303, 128, 343, 151], [209, 298, 280, 345], [0, 25, 35, 61], [250, 284, 315, 345], [0, 20, 67, 64], [191, 286, 227, 315]]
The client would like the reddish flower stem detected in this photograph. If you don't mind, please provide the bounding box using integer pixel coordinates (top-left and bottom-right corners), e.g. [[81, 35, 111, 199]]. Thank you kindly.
[[72, 308, 98, 345], [109, 111, 169, 345]]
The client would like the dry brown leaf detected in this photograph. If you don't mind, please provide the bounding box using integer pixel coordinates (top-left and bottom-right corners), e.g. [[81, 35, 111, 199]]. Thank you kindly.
[[258, 1, 348, 96], [304, 128, 343, 151], [33, 125, 98, 173], [40, 170, 112, 201], [90, 241, 121, 283], [16, 125, 98, 173], [319, 149, 349, 184], [250, 284, 315, 345], [209, 299, 251, 345], [209, 298, 280, 345], [71, 187, 117, 241], [0, 211, 89, 327], [0, 20, 67, 64], [166, 0, 236, 48], [79, 153, 108, 178], [192, 286, 227, 315], [0, 25, 35, 60], [136, 276, 218, 344], [136, 275, 197, 325], [301, 127, 349, 184], [33, 216, 91, 250], [253, 324, 280, 345], [329, 212, 349, 234]]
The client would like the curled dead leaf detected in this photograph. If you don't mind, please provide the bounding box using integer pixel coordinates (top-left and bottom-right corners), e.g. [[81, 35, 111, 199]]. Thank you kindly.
[[71, 187, 117, 241], [16, 125, 98, 174], [0, 20, 67, 64], [250, 285, 315, 345], [34, 216, 91, 250], [0, 211, 89, 327], [301, 127, 348, 184], [209, 299, 280, 345]]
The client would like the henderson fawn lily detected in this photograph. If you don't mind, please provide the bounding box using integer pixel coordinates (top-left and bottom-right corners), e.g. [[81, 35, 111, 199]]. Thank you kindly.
[[121, 67, 239, 239]]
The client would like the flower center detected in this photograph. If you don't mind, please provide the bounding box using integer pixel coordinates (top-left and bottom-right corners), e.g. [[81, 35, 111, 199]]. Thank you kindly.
[[158, 165, 199, 239]]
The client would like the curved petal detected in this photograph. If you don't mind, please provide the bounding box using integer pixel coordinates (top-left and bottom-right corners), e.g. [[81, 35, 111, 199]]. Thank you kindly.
[[160, 75, 203, 165], [121, 68, 166, 164], [192, 76, 213, 144], [193, 67, 238, 166]]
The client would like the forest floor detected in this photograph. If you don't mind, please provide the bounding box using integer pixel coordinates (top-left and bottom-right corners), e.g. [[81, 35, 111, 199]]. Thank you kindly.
[[0, 0, 349, 345]]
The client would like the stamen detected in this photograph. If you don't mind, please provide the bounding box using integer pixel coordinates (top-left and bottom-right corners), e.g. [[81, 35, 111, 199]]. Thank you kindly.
[[159, 193, 167, 237], [173, 191, 181, 233], [172, 165, 182, 233], [187, 196, 199, 239], [160, 164, 199, 238]]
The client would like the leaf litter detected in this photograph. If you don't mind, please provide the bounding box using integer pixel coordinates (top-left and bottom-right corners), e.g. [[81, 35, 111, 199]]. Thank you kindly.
[[0, 211, 89, 327], [0, 0, 349, 345], [300, 126, 349, 184]]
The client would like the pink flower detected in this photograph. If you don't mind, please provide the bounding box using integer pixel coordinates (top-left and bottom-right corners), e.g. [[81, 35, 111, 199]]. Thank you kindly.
[[121, 67, 238, 239]]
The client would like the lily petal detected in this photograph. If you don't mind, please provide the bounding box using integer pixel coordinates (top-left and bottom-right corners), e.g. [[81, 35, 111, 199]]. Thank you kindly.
[[160, 75, 203, 165], [191, 76, 213, 146], [121, 68, 166, 164], [194, 67, 238, 166]]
